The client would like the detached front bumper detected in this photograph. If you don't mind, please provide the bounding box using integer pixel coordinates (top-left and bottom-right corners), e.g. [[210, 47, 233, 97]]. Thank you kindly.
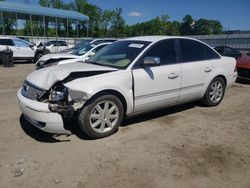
[[17, 88, 71, 135]]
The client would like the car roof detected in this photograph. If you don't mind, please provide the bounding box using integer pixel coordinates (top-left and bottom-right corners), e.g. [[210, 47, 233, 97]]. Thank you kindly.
[[46, 40, 66, 42], [122, 35, 201, 42], [0, 36, 16, 39], [93, 42, 111, 47], [91, 38, 117, 42]]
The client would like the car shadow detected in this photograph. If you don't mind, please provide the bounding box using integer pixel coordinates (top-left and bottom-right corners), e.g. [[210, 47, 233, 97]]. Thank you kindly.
[[122, 102, 195, 127], [20, 102, 197, 142]]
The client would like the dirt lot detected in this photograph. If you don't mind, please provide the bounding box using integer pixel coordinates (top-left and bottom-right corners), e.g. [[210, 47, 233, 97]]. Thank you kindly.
[[0, 64, 249, 188]]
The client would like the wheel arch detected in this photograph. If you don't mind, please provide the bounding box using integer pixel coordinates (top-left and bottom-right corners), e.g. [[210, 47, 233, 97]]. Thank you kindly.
[[214, 74, 227, 87], [87, 89, 128, 116]]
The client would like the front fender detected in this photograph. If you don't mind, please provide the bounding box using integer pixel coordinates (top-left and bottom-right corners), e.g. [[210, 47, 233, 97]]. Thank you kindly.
[[64, 70, 134, 115]]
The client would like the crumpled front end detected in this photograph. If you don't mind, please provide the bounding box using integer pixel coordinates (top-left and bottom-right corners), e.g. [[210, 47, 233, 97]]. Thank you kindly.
[[17, 80, 88, 135]]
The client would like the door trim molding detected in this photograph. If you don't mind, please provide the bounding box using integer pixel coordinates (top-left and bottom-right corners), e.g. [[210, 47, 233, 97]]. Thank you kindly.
[[135, 83, 204, 100]]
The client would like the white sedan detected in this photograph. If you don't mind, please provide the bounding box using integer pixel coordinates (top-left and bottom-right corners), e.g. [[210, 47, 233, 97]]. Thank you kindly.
[[17, 36, 237, 138], [36, 43, 111, 69]]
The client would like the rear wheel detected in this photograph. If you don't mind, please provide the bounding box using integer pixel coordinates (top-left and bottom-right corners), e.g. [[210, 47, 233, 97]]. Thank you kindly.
[[78, 95, 124, 139], [201, 77, 226, 106]]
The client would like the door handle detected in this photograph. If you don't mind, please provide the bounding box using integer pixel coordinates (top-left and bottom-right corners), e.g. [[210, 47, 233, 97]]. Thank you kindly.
[[168, 72, 179, 79], [204, 67, 212, 73]]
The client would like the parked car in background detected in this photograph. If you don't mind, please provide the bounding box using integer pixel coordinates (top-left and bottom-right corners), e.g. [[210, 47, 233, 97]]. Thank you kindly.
[[18, 36, 237, 138], [33, 41, 50, 62], [236, 56, 250, 81], [60, 38, 117, 54], [0, 37, 36, 61], [36, 42, 111, 69], [214, 46, 242, 59], [45, 40, 69, 53]]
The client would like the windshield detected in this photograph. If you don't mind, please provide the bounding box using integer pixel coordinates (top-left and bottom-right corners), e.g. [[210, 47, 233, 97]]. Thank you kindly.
[[71, 44, 94, 56], [88, 40, 151, 69], [72, 39, 93, 49]]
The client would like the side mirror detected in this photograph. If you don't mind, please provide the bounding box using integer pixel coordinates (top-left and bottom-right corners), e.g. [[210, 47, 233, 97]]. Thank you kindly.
[[143, 56, 161, 66]]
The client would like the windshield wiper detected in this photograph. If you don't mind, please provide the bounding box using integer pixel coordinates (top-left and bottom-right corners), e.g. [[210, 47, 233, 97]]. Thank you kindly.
[[85, 61, 119, 69], [85, 61, 103, 66]]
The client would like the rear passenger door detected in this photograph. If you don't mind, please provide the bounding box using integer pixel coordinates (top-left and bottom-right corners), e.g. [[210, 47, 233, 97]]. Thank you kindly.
[[132, 39, 181, 112], [178, 39, 220, 103]]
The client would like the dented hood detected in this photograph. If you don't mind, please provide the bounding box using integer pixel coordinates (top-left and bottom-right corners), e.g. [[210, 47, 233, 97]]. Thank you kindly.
[[38, 53, 79, 62], [26, 62, 117, 90]]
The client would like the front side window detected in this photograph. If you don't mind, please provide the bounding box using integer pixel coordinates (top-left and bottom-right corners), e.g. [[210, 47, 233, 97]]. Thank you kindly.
[[88, 40, 151, 69], [0, 39, 14, 46], [73, 40, 93, 49], [142, 39, 177, 65], [180, 39, 220, 62], [92, 44, 107, 53], [74, 44, 94, 56], [13, 39, 30, 48]]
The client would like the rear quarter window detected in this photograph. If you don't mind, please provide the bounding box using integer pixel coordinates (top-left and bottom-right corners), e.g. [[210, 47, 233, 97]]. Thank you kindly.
[[179, 39, 220, 62], [0, 39, 14, 46]]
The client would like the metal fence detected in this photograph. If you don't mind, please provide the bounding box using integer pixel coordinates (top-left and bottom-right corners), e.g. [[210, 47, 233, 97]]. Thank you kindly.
[[2, 33, 250, 51], [189, 33, 250, 51]]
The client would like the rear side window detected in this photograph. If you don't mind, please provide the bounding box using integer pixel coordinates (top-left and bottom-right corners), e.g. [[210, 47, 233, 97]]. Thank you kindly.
[[143, 39, 177, 65], [59, 41, 68, 46], [179, 39, 220, 62], [0, 39, 14, 46], [224, 47, 233, 54]]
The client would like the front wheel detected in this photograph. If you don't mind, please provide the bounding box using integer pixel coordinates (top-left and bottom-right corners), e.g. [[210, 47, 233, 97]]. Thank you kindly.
[[78, 95, 124, 139], [201, 77, 226, 106]]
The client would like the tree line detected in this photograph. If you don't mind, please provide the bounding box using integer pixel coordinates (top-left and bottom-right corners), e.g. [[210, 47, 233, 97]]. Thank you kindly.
[[1, 0, 223, 37]]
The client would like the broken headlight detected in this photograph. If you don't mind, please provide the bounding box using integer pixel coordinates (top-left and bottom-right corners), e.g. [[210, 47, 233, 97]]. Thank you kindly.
[[48, 85, 74, 117], [49, 87, 68, 102]]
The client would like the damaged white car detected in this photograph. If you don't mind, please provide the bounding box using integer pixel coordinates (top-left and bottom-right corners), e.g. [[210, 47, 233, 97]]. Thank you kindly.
[[17, 36, 237, 138], [36, 42, 111, 69]]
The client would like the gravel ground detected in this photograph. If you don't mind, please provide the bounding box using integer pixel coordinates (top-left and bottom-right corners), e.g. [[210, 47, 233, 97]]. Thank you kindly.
[[0, 64, 249, 188]]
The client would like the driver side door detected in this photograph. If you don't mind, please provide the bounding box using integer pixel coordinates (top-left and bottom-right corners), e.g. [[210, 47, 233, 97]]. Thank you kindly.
[[132, 39, 181, 113]]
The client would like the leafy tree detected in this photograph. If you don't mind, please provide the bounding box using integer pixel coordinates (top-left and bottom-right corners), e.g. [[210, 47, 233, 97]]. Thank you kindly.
[[100, 10, 114, 37], [180, 15, 194, 35], [166, 21, 181, 35], [39, 0, 50, 7], [110, 8, 125, 37], [209, 20, 223, 34]]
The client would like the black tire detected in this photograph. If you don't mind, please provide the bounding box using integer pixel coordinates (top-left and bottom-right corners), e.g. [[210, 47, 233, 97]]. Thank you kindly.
[[201, 77, 226, 107], [78, 95, 124, 139]]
